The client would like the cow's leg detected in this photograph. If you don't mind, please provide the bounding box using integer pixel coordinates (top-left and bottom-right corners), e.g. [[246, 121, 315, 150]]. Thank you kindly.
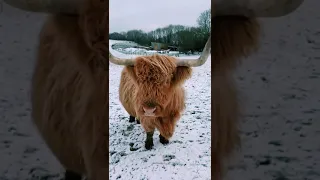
[[145, 131, 154, 150], [129, 116, 140, 124], [65, 170, 82, 180], [140, 118, 155, 150], [159, 134, 169, 144], [129, 115, 135, 123], [155, 117, 179, 145]]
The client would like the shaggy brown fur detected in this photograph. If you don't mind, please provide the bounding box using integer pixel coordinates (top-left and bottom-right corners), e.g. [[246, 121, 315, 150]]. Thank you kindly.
[[30, 0, 108, 179], [119, 54, 192, 149], [212, 16, 261, 180]]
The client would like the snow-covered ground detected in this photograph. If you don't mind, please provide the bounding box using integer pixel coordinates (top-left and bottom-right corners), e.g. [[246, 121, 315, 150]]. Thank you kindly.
[[109, 40, 212, 180]]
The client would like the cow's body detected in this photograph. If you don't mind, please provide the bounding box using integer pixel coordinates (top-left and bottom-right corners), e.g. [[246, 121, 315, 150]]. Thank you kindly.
[[118, 55, 192, 149]]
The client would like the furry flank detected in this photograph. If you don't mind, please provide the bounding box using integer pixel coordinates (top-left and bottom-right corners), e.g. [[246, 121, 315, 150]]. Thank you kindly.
[[31, 0, 108, 179], [211, 15, 261, 179]]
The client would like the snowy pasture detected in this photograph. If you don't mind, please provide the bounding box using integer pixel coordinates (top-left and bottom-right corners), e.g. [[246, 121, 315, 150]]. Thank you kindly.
[[109, 40, 212, 180]]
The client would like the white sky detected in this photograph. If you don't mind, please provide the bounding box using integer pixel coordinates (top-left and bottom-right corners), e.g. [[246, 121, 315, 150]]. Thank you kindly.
[[109, 0, 211, 33]]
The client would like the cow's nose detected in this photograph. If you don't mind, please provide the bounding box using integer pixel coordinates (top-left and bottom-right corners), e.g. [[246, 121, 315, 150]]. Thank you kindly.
[[145, 101, 156, 108], [143, 107, 156, 114]]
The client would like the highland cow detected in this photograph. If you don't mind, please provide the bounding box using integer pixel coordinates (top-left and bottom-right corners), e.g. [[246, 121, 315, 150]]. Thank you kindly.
[[3, 0, 304, 179], [120, 55, 192, 149]]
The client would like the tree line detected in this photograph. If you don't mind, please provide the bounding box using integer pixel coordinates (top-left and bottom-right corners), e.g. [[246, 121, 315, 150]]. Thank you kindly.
[[109, 9, 211, 53]]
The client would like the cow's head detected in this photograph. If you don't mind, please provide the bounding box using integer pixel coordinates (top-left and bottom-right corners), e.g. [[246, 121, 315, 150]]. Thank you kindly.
[[125, 54, 192, 118]]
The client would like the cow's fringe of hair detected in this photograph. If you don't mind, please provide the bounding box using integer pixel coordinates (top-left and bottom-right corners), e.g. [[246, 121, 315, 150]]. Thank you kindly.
[[134, 54, 177, 84], [31, 0, 108, 177], [212, 16, 260, 179]]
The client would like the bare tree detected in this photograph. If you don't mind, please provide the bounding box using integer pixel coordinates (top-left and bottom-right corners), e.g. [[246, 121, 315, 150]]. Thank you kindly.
[[197, 8, 211, 35]]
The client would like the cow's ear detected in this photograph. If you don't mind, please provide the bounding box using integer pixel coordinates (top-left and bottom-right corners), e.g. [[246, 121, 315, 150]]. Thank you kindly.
[[171, 66, 192, 87], [125, 66, 138, 83]]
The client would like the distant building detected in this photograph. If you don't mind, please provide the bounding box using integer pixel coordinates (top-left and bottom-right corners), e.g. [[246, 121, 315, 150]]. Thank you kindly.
[[151, 42, 168, 50]]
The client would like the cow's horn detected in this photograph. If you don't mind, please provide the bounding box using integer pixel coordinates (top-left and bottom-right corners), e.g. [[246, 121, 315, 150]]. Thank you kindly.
[[109, 52, 135, 66], [176, 35, 211, 67], [109, 36, 211, 67], [3, 0, 83, 14], [214, 0, 304, 17]]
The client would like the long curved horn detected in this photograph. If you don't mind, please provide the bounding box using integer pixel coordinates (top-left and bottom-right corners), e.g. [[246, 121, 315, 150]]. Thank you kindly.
[[109, 52, 135, 66], [214, 0, 304, 17], [176, 35, 211, 67], [3, 0, 83, 14]]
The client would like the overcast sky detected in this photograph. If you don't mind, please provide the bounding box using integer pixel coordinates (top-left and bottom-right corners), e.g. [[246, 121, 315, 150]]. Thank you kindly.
[[109, 0, 211, 33]]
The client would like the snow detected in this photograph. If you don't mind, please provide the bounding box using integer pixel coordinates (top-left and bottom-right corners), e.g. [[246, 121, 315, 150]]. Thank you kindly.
[[109, 40, 211, 180]]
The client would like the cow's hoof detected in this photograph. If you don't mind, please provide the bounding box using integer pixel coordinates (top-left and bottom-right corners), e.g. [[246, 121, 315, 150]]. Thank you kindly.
[[129, 116, 135, 123], [145, 141, 154, 150], [159, 134, 169, 145], [136, 119, 140, 124]]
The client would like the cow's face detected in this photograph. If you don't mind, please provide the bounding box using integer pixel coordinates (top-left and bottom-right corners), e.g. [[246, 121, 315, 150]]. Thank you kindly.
[[125, 55, 191, 118]]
